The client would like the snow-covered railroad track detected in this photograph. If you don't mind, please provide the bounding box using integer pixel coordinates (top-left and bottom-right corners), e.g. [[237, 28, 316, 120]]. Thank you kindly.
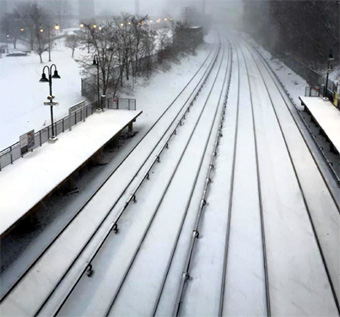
[[51, 40, 231, 316], [241, 39, 340, 315], [165, 36, 339, 317], [0, 42, 219, 303], [0, 41, 221, 316], [175, 38, 271, 317]]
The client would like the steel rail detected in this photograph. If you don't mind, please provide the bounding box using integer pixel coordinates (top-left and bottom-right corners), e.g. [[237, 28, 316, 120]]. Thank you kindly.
[[104, 42, 226, 317], [241, 39, 340, 314], [40, 44, 222, 316], [237, 39, 271, 317], [37, 45, 221, 317], [170, 40, 232, 317], [0, 41, 218, 309], [217, 36, 241, 317], [0, 40, 218, 305], [245, 39, 340, 206]]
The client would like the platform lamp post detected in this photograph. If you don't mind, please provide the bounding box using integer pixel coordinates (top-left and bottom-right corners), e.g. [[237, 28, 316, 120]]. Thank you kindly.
[[40, 64, 61, 142], [6, 34, 9, 53], [325, 49, 334, 99], [93, 54, 103, 111]]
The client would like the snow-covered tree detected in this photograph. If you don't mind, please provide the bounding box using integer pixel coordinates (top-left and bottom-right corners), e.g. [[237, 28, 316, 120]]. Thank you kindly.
[[65, 34, 80, 58]]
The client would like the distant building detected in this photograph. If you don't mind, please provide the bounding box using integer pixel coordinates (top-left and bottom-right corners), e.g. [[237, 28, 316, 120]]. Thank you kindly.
[[174, 25, 203, 52], [79, 0, 95, 23]]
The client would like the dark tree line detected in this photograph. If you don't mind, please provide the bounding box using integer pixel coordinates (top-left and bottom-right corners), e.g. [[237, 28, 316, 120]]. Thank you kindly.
[[243, 0, 340, 82]]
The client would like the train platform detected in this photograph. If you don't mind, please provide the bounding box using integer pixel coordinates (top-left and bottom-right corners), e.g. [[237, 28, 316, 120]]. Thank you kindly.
[[0, 109, 142, 236], [299, 96, 340, 154]]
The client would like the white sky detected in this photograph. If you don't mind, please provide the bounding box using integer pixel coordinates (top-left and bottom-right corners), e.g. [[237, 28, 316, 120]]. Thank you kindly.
[[1, 0, 243, 17]]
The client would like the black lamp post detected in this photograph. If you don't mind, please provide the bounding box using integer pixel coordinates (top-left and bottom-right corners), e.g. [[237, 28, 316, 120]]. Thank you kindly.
[[93, 54, 103, 111], [6, 34, 9, 54], [40, 64, 61, 141], [325, 49, 334, 98]]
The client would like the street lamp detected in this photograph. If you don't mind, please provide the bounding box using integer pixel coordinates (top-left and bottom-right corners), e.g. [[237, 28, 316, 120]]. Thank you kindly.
[[325, 49, 335, 99], [80, 22, 90, 53], [39, 64, 61, 142], [93, 54, 103, 111], [6, 34, 9, 53]]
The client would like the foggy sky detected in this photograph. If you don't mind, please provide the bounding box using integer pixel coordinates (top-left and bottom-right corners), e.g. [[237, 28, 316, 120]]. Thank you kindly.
[[1, 0, 242, 18]]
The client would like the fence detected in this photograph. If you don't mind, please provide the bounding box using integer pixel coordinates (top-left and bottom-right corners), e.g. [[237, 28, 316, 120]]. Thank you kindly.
[[305, 86, 321, 97], [0, 100, 97, 171], [272, 49, 339, 104], [107, 97, 136, 110]]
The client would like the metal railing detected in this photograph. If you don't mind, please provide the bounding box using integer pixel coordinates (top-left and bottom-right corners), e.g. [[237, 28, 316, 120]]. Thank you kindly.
[[107, 97, 136, 110], [0, 100, 97, 171], [305, 86, 321, 97]]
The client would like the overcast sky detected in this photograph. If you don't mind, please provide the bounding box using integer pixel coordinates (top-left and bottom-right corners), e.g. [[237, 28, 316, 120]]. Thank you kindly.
[[1, 0, 243, 21]]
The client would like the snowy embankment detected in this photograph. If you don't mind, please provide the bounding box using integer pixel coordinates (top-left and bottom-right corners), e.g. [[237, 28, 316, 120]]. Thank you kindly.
[[0, 38, 82, 150], [255, 48, 308, 109]]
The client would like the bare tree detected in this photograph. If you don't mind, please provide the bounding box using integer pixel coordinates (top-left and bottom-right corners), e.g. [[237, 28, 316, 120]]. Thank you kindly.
[[85, 21, 121, 97], [13, 2, 50, 52], [0, 12, 22, 50], [140, 30, 156, 77], [65, 34, 80, 58], [34, 26, 49, 63], [81, 13, 173, 98], [157, 27, 172, 51], [131, 15, 148, 77]]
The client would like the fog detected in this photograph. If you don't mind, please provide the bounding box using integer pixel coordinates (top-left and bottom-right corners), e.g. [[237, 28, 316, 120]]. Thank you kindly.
[[0, 0, 244, 23]]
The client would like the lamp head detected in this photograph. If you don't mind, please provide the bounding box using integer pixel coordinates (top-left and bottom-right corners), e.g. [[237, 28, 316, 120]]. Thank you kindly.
[[39, 72, 49, 82], [52, 69, 61, 79]]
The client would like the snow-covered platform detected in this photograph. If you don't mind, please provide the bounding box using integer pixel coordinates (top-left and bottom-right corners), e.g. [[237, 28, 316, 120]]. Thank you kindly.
[[299, 96, 340, 153], [0, 109, 142, 236]]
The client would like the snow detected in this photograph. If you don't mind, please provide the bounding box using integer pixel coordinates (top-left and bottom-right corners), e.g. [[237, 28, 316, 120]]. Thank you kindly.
[[300, 96, 340, 151], [248, 39, 309, 111], [221, 46, 267, 316], [0, 38, 83, 150], [1, 30, 339, 316], [0, 110, 142, 235], [0, 42, 217, 316], [171, 43, 235, 317], [108, 47, 226, 317], [242, 41, 339, 314]]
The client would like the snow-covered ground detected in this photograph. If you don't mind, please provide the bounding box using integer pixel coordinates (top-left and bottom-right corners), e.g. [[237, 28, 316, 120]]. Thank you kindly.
[[0, 26, 193, 151], [253, 46, 308, 109], [0, 37, 214, 302], [1, 28, 339, 316], [1, 34, 339, 316], [0, 38, 83, 150]]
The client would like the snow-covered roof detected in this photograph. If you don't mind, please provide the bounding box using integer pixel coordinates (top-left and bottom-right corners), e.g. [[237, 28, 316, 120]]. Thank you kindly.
[[0, 110, 142, 235]]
